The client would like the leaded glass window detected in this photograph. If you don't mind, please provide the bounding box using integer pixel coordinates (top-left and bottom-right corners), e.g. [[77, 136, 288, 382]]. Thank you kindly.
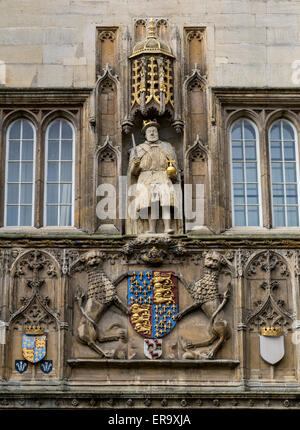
[[5, 119, 35, 226], [45, 119, 74, 226], [269, 119, 299, 227], [231, 119, 261, 226]]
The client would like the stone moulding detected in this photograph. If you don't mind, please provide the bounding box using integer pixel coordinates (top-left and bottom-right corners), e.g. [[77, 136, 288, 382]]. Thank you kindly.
[[0, 391, 299, 409], [1, 234, 300, 249], [67, 358, 240, 369], [0, 88, 92, 107]]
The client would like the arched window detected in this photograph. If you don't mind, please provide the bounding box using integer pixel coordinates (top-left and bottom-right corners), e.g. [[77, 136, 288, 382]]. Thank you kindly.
[[269, 119, 299, 227], [5, 119, 35, 226], [45, 119, 74, 226], [230, 119, 261, 226]]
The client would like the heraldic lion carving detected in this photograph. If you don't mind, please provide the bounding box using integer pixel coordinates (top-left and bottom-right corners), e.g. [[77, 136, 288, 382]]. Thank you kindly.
[[75, 251, 130, 358], [175, 251, 231, 359]]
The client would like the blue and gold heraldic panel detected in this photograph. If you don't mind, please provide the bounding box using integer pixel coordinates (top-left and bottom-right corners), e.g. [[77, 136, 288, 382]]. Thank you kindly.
[[22, 335, 46, 363], [128, 270, 178, 339]]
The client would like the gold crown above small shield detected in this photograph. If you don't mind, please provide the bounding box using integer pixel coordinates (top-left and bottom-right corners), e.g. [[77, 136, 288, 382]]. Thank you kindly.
[[24, 325, 44, 335], [142, 119, 160, 133], [261, 326, 282, 337]]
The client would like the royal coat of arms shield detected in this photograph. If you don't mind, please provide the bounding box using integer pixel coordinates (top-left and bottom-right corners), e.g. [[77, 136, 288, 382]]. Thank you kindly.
[[128, 271, 178, 338], [22, 326, 46, 364]]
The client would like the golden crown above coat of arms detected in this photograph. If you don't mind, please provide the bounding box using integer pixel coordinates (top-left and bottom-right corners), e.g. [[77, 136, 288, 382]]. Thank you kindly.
[[261, 326, 282, 337], [24, 325, 44, 335]]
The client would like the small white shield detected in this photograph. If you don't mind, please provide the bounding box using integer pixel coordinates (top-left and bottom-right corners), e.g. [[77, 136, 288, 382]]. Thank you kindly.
[[144, 339, 162, 359], [259, 335, 285, 365]]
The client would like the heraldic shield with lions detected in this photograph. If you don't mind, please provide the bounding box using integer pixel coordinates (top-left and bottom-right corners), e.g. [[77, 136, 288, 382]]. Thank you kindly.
[[128, 271, 178, 338], [22, 326, 46, 364]]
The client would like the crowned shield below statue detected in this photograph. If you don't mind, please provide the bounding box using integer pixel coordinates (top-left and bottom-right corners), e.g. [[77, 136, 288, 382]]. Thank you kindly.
[[128, 271, 178, 338]]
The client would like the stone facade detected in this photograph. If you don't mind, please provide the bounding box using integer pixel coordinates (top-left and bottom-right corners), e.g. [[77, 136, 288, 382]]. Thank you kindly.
[[0, 0, 300, 410]]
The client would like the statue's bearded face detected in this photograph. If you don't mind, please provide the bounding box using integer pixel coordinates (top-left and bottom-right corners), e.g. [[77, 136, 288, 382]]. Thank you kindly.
[[145, 126, 159, 143]]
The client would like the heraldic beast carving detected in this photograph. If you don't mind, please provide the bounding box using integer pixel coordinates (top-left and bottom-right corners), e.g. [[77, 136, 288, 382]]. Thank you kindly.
[[75, 251, 130, 357], [175, 251, 231, 359]]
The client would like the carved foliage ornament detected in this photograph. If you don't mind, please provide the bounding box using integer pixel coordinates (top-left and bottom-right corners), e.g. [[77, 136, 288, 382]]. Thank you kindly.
[[186, 30, 204, 42], [10, 250, 60, 332], [246, 252, 293, 331], [246, 251, 289, 278], [122, 238, 187, 265], [98, 30, 116, 42], [13, 250, 57, 279]]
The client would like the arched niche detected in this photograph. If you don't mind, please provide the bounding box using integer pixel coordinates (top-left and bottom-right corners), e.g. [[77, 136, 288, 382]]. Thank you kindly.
[[157, 19, 169, 41], [134, 19, 146, 42], [244, 251, 295, 382], [98, 78, 117, 144], [123, 114, 184, 235], [7, 250, 61, 381], [186, 77, 207, 144], [96, 140, 119, 231], [185, 141, 208, 231]]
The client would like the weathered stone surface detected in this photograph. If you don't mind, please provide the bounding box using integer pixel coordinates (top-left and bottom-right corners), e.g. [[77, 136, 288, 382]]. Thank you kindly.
[[0, 0, 298, 87]]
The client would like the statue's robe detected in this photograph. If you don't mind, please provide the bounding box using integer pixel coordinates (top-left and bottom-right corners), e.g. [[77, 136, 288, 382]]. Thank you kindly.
[[126, 140, 183, 234]]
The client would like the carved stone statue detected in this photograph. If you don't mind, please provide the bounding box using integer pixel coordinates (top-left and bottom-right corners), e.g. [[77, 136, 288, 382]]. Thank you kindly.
[[175, 251, 231, 359], [126, 119, 181, 235], [75, 250, 130, 358]]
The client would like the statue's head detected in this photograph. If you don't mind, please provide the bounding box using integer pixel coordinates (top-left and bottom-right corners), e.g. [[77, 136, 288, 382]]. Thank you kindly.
[[142, 119, 160, 143], [204, 251, 226, 270], [84, 250, 103, 267]]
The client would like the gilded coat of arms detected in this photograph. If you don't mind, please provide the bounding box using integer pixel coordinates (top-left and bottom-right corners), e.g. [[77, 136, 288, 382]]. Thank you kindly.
[[22, 325, 46, 364], [128, 271, 178, 338]]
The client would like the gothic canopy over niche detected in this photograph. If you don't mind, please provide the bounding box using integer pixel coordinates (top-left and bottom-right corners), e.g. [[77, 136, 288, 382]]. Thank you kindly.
[[245, 251, 294, 332], [130, 18, 174, 118]]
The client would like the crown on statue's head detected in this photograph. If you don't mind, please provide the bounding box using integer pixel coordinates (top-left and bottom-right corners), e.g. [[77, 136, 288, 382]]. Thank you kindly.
[[261, 326, 282, 337], [24, 325, 44, 335], [142, 119, 160, 133]]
